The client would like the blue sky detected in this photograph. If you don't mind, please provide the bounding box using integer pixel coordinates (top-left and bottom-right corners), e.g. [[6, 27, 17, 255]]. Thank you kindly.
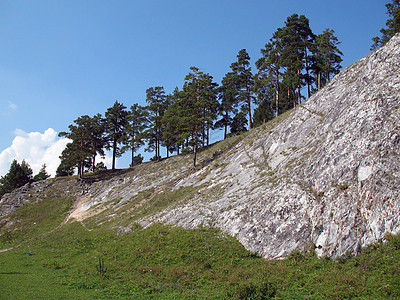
[[0, 0, 388, 176]]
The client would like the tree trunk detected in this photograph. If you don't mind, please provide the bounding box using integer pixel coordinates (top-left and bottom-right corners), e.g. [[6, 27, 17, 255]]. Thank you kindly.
[[224, 111, 228, 139], [202, 126, 205, 148], [297, 77, 301, 106], [247, 84, 253, 130], [194, 83, 200, 167], [297, 56, 301, 106], [112, 140, 116, 170], [275, 68, 280, 117], [207, 126, 210, 146], [131, 144, 135, 167], [318, 72, 321, 90], [305, 45, 311, 98], [193, 144, 197, 168], [327, 61, 331, 82]]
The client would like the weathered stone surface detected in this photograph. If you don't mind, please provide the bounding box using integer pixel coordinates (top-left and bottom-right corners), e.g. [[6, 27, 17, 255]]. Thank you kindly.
[[1, 34, 399, 259], [0, 177, 89, 217], [140, 34, 400, 258]]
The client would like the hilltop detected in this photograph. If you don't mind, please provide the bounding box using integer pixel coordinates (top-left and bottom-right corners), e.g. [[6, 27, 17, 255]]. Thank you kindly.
[[1, 34, 400, 262]]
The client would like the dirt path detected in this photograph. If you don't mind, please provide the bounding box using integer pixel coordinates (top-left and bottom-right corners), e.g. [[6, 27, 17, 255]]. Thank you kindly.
[[0, 247, 13, 253], [55, 195, 92, 230], [1, 195, 94, 252]]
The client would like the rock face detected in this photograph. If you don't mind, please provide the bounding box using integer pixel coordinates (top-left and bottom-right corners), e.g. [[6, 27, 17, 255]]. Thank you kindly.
[[140, 34, 400, 258], [1, 34, 399, 259]]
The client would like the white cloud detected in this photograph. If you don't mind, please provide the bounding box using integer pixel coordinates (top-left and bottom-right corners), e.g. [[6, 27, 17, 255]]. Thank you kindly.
[[0, 128, 70, 177], [0, 128, 114, 178], [7, 101, 18, 110]]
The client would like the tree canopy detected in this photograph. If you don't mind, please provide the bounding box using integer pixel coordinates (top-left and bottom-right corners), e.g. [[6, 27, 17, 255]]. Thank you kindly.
[[53, 13, 346, 176], [0, 160, 33, 197], [104, 101, 129, 170], [372, 0, 400, 50]]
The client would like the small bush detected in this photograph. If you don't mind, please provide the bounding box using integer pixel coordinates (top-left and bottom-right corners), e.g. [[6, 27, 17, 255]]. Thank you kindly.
[[384, 232, 395, 241], [227, 280, 276, 300], [390, 234, 400, 251], [338, 183, 349, 190]]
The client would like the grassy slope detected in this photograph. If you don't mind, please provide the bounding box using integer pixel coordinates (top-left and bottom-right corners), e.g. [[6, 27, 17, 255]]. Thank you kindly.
[[0, 190, 400, 299]]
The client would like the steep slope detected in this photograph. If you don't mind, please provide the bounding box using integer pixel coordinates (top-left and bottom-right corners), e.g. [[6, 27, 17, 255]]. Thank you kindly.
[[139, 33, 400, 258], [1, 34, 399, 259]]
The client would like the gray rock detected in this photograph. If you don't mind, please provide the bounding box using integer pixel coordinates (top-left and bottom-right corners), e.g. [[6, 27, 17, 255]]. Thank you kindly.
[[141, 33, 400, 259], [1, 34, 399, 260]]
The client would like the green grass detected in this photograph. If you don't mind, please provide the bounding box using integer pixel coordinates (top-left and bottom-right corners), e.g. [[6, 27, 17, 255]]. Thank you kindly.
[[1, 219, 400, 299], [0, 195, 73, 248], [1, 186, 400, 299]]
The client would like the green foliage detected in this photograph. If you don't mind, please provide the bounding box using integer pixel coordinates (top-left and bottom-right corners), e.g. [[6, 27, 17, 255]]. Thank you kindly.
[[230, 49, 255, 129], [33, 164, 51, 182], [0, 159, 33, 197], [104, 101, 129, 170], [215, 71, 237, 139], [123, 103, 148, 166], [145, 86, 167, 161], [253, 98, 274, 127], [313, 28, 343, 90], [229, 111, 248, 137], [164, 67, 219, 166], [372, 0, 400, 50], [58, 113, 105, 177], [227, 279, 277, 300], [256, 14, 343, 119], [93, 162, 107, 172], [131, 154, 144, 166], [1, 195, 400, 300], [55, 160, 75, 177], [54, 13, 345, 170]]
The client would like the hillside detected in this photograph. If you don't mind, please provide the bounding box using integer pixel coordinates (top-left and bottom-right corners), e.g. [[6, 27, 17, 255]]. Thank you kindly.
[[1, 34, 400, 262]]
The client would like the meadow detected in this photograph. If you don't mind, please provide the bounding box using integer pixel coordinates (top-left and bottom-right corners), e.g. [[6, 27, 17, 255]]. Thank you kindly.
[[0, 193, 399, 299]]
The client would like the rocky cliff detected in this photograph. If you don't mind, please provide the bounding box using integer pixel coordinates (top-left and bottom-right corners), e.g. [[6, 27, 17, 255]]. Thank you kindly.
[[1, 34, 399, 259]]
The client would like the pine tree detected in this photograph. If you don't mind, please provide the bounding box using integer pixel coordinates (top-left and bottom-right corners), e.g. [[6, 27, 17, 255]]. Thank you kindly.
[[255, 41, 281, 118], [181, 67, 204, 167], [89, 114, 106, 171], [145, 87, 167, 161], [59, 116, 94, 177], [33, 164, 50, 182], [161, 97, 187, 155], [55, 158, 75, 177], [215, 72, 238, 139], [0, 160, 33, 197], [252, 93, 274, 127], [229, 111, 248, 136], [230, 49, 255, 129], [198, 73, 219, 147], [371, 0, 400, 50], [278, 14, 314, 107], [161, 88, 185, 156], [58, 114, 105, 177], [104, 101, 128, 170], [312, 29, 343, 90], [123, 104, 148, 167]]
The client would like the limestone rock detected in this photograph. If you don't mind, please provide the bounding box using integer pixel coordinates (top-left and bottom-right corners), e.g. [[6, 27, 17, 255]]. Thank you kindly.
[[140, 34, 400, 258], [1, 34, 399, 260]]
